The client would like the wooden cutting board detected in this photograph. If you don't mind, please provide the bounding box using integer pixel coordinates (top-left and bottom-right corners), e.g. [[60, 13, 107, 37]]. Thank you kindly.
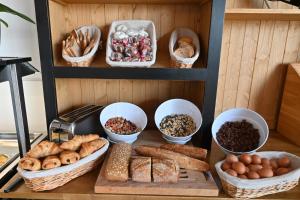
[[94, 130, 219, 196]]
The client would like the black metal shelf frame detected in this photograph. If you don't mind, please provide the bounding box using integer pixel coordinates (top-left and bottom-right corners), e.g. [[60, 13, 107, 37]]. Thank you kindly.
[[35, 0, 226, 149]]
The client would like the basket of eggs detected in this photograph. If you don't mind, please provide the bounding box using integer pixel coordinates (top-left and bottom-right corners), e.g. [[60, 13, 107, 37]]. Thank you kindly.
[[17, 134, 109, 191], [215, 152, 300, 198]]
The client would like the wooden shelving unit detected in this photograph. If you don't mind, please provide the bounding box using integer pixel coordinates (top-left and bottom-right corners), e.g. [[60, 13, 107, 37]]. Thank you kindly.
[[34, 0, 226, 148]]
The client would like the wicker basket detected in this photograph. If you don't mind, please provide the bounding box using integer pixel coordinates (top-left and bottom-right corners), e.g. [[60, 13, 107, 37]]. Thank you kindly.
[[62, 25, 101, 67], [215, 151, 300, 199], [17, 140, 109, 191], [169, 28, 200, 68]]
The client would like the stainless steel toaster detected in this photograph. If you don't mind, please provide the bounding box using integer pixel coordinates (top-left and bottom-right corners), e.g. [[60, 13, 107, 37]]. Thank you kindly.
[[49, 105, 104, 142]]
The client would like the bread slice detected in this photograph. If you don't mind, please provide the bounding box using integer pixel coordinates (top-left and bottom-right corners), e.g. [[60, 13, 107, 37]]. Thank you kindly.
[[130, 157, 151, 183], [152, 158, 179, 183]]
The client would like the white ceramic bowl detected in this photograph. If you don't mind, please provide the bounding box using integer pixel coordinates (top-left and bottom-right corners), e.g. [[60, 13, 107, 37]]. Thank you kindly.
[[100, 102, 147, 144], [212, 108, 269, 155], [154, 99, 202, 144]]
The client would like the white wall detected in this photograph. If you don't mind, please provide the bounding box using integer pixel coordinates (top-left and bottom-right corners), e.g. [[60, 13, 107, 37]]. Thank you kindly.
[[0, 0, 46, 133]]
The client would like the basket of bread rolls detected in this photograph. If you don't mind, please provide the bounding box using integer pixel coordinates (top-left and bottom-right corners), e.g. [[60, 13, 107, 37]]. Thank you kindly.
[[215, 152, 300, 198], [169, 28, 200, 68], [62, 25, 101, 67], [17, 134, 109, 191]]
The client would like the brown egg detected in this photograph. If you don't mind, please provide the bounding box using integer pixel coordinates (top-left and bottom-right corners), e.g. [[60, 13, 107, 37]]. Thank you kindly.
[[248, 171, 260, 179], [232, 162, 246, 175], [238, 174, 248, 179], [251, 155, 262, 164], [239, 154, 252, 165], [276, 168, 291, 176], [226, 154, 239, 164], [258, 168, 274, 178], [248, 164, 263, 172], [277, 157, 291, 168], [221, 162, 231, 171], [225, 169, 237, 177], [270, 159, 278, 170], [261, 158, 270, 166]]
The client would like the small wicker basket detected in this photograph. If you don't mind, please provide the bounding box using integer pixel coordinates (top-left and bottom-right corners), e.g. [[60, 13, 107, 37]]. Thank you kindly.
[[169, 28, 200, 68], [62, 25, 101, 67], [17, 141, 109, 191], [215, 151, 300, 199]]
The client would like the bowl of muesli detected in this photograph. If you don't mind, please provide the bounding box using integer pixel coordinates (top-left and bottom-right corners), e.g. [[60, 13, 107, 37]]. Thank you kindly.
[[100, 102, 147, 144], [154, 99, 202, 144]]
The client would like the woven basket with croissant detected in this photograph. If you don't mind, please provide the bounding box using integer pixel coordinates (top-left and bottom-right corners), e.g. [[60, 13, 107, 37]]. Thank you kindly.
[[17, 135, 109, 191]]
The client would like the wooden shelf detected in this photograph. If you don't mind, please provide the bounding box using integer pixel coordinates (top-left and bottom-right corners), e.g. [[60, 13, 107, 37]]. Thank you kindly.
[[225, 9, 300, 21], [1, 131, 299, 200], [52, 0, 208, 5]]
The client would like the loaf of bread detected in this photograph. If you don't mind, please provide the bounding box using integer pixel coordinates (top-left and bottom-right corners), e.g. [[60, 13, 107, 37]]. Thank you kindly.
[[130, 157, 151, 183], [135, 145, 209, 171], [104, 143, 132, 182], [160, 144, 207, 160], [152, 158, 179, 183]]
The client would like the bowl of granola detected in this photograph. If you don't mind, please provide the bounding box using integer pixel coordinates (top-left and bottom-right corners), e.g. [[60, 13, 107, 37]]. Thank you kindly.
[[100, 102, 147, 144], [154, 99, 202, 144]]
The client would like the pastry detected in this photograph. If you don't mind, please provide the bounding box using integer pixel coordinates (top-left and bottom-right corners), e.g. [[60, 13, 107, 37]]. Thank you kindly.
[[60, 134, 100, 151], [79, 138, 107, 158], [19, 157, 41, 171], [59, 151, 80, 165], [135, 145, 210, 172], [178, 36, 193, 46], [0, 154, 8, 166], [160, 144, 207, 160], [27, 141, 63, 158], [174, 45, 194, 58], [130, 157, 151, 183], [152, 158, 179, 183], [42, 155, 61, 170], [104, 143, 132, 182]]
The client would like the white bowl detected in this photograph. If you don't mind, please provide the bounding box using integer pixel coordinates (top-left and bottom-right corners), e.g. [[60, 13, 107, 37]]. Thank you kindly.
[[154, 99, 202, 144], [100, 102, 147, 143], [212, 108, 269, 155]]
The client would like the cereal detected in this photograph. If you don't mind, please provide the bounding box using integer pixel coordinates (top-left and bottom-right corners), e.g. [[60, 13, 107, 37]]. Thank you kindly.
[[105, 117, 140, 135], [159, 114, 196, 137], [216, 120, 260, 152]]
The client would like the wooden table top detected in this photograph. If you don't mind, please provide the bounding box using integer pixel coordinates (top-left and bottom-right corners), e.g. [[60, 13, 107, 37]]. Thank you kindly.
[[0, 131, 299, 200]]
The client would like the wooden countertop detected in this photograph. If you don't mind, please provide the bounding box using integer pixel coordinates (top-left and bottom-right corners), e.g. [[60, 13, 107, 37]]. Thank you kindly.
[[0, 131, 299, 200]]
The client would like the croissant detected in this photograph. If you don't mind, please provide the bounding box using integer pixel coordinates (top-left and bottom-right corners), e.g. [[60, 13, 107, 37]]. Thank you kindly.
[[42, 155, 61, 170], [19, 157, 41, 171], [59, 151, 80, 165], [27, 141, 63, 158], [60, 134, 100, 151], [79, 138, 107, 158]]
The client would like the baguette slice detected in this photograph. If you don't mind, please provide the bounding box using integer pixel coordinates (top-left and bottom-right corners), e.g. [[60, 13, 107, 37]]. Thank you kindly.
[[160, 144, 207, 160], [135, 145, 209, 172], [104, 143, 132, 182]]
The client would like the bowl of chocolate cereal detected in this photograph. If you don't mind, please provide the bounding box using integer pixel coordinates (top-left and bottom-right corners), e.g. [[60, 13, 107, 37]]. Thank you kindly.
[[100, 102, 147, 144], [154, 99, 202, 144], [212, 108, 269, 155]]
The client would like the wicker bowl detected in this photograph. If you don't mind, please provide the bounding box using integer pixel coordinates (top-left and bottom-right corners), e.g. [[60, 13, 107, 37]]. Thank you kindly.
[[215, 151, 300, 198], [17, 140, 109, 191]]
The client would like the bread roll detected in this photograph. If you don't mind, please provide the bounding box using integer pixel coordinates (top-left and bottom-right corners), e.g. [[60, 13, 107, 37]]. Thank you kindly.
[[135, 145, 209, 172], [19, 157, 41, 171], [152, 158, 179, 183], [160, 144, 207, 160], [60, 134, 99, 151], [27, 141, 62, 158], [130, 157, 151, 183], [104, 143, 132, 182]]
